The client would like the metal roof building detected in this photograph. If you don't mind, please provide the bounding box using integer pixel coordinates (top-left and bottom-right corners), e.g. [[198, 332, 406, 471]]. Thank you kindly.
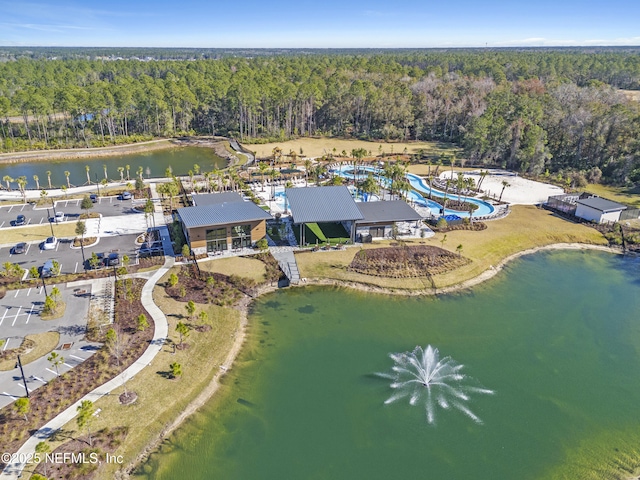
[[285, 186, 364, 224], [575, 197, 627, 213], [191, 192, 244, 206], [178, 202, 272, 229], [356, 201, 423, 224]]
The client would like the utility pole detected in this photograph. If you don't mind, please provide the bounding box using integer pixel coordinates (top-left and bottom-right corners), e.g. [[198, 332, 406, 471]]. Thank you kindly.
[[46, 208, 54, 236], [41, 275, 48, 297]]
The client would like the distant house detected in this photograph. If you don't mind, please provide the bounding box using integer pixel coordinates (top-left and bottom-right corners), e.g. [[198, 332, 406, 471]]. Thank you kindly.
[[575, 197, 627, 224], [178, 193, 272, 255]]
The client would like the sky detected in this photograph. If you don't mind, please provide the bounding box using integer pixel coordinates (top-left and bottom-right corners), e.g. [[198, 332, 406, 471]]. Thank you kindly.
[[1, 0, 639, 48]]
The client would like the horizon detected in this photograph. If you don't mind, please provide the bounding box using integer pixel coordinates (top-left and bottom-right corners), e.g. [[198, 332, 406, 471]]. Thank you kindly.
[[1, 0, 638, 49]]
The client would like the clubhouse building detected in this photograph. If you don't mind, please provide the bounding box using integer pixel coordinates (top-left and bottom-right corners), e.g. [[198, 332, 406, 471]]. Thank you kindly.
[[178, 192, 272, 255]]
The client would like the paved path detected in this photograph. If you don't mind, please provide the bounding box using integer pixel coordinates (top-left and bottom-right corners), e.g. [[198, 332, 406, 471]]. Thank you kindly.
[[0, 256, 174, 480], [270, 247, 300, 284]]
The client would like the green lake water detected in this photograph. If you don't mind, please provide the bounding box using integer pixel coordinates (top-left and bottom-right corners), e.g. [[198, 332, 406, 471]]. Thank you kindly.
[[137, 250, 640, 480], [0, 147, 225, 188]]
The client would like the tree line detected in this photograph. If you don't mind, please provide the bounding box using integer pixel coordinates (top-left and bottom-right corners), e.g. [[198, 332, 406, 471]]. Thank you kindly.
[[0, 50, 639, 184]]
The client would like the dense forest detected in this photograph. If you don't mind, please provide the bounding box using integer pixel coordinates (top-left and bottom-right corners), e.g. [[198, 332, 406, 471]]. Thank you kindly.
[[0, 49, 639, 185]]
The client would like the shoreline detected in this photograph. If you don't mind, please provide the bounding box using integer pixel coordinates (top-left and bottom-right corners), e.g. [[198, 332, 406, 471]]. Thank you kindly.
[[122, 241, 622, 476], [0, 139, 177, 164]]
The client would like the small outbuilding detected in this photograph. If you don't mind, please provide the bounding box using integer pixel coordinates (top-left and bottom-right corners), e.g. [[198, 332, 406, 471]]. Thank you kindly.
[[575, 197, 627, 224]]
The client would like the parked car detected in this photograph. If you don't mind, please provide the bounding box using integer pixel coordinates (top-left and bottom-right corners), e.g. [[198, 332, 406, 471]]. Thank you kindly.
[[42, 236, 58, 250], [103, 252, 120, 267], [54, 211, 65, 223], [13, 242, 27, 254], [90, 194, 98, 203], [15, 214, 26, 226], [41, 259, 56, 278], [121, 191, 132, 200]]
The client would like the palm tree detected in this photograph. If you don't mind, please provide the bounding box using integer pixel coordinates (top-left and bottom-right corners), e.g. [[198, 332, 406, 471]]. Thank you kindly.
[[46, 170, 52, 189], [137, 166, 144, 181], [16, 176, 27, 203], [76, 220, 87, 267], [498, 181, 510, 202], [33, 174, 40, 190], [85, 165, 91, 184], [64, 171, 71, 188], [117, 166, 124, 182], [193, 163, 200, 175], [304, 159, 313, 186], [3, 175, 13, 191], [358, 174, 379, 201], [125, 164, 130, 180], [258, 162, 268, 191], [103, 164, 108, 180], [456, 172, 465, 204]]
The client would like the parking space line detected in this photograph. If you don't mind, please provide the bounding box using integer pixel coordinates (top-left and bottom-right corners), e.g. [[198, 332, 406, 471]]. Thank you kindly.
[[38, 286, 43, 294], [14, 290, 19, 298], [8, 205, 14, 212], [2, 339, 8, 350], [25, 306, 34, 324], [2, 392, 17, 400], [39, 217, 43, 224], [25, 243, 31, 254], [27, 218, 32, 225], [55, 242, 60, 251], [45, 368, 58, 376], [27, 288, 32, 296], [12, 307, 22, 326], [0, 221, 4, 228], [0, 309, 8, 327], [16, 383, 32, 393], [20, 204, 26, 211], [69, 354, 84, 360], [63, 362, 73, 368], [33, 376, 46, 383], [74, 262, 78, 273]]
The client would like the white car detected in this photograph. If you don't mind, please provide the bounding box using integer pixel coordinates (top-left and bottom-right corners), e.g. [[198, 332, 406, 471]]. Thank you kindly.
[[42, 236, 58, 250], [54, 211, 65, 223]]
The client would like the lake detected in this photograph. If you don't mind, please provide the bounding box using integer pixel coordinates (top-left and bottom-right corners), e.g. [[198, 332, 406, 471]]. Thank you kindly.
[[137, 250, 640, 480], [0, 147, 226, 189]]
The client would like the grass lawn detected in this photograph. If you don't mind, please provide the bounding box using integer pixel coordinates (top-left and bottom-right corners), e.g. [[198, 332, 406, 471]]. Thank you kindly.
[[293, 222, 350, 246], [46, 266, 241, 479], [2, 223, 76, 245], [198, 256, 267, 283], [295, 205, 608, 290], [583, 183, 640, 208], [249, 138, 458, 159], [0, 332, 60, 371]]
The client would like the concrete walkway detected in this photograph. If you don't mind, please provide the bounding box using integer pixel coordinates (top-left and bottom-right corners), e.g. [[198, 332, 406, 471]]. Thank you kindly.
[[0, 256, 174, 480], [270, 247, 300, 285]]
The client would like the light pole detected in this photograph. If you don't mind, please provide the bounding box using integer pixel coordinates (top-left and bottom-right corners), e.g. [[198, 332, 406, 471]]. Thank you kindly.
[[46, 208, 54, 237], [41, 275, 48, 297], [95, 173, 100, 196]]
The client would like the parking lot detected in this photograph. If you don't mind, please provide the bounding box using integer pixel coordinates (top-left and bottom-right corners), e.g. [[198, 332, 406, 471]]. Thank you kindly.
[[0, 194, 141, 229], [2, 233, 142, 276], [0, 283, 101, 409]]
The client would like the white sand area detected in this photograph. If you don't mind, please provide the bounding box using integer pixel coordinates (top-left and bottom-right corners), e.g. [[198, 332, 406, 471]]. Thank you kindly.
[[440, 170, 564, 205]]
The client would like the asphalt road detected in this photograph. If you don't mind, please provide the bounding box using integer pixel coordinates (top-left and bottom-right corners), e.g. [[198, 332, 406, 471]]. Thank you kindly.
[[2, 233, 141, 276], [0, 283, 100, 409], [0, 194, 139, 229]]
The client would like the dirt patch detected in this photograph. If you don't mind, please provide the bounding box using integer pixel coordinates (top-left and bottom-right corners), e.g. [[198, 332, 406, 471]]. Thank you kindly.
[[348, 245, 470, 278]]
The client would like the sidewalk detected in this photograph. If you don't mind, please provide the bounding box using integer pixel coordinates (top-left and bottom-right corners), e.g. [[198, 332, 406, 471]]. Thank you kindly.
[[0, 256, 174, 480]]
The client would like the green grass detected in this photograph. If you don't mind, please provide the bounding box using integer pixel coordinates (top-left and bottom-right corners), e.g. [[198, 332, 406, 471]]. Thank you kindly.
[[293, 222, 350, 246], [583, 183, 640, 208], [295, 206, 609, 289]]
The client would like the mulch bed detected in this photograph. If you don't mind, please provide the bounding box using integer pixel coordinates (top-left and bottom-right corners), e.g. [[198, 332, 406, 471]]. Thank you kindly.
[[433, 222, 487, 233], [32, 427, 128, 480], [348, 245, 471, 277], [0, 278, 153, 467]]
